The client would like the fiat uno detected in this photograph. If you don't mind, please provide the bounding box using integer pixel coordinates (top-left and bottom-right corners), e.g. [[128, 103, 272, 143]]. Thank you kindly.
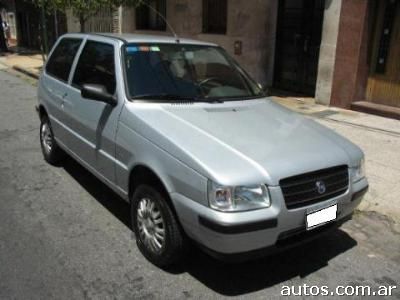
[[37, 33, 368, 267]]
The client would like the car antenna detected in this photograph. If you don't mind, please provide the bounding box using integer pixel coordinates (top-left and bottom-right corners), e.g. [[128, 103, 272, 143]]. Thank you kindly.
[[138, 0, 180, 43]]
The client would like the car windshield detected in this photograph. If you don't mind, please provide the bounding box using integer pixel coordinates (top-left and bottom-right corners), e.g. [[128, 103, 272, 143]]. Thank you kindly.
[[123, 43, 264, 102]]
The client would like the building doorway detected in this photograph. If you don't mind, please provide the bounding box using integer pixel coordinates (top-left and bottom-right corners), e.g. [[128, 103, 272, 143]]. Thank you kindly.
[[366, 0, 400, 108], [274, 0, 325, 96]]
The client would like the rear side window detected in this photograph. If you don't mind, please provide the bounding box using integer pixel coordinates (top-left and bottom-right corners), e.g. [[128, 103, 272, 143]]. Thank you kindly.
[[72, 41, 116, 94], [46, 38, 82, 82]]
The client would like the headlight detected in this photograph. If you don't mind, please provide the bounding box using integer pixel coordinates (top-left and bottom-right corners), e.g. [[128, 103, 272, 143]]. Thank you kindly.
[[208, 181, 271, 212], [352, 158, 366, 182]]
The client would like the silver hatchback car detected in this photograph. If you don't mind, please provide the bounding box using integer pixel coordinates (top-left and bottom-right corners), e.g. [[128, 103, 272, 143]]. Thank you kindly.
[[37, 33, 368, 267]]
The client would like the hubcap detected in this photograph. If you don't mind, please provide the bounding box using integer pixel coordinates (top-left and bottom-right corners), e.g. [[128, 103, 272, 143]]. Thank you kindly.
[[137, 198, 165, 253], [41, 122, 53, 153]]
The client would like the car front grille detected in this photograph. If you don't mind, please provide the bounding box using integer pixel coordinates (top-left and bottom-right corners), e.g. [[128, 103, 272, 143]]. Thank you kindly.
[[280, 165, 349, 209]]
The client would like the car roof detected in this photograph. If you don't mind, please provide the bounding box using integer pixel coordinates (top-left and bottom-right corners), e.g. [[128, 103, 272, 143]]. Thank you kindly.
[[62, 32, 218, 46]]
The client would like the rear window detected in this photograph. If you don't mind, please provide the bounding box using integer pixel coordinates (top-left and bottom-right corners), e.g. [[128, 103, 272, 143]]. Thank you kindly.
[[46, 38, 82, 82]]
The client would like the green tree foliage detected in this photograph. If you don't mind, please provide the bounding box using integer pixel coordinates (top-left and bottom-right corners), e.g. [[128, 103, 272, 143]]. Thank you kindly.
[[33, 0, 141, 32]]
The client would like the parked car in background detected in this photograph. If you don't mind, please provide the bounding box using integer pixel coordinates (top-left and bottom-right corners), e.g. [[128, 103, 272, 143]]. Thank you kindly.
[[36, 33, 369, 267]]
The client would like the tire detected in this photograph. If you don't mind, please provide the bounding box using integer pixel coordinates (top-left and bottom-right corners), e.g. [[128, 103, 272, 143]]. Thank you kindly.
[[131, 184, 184, 268], [40, 114, 64, 165]]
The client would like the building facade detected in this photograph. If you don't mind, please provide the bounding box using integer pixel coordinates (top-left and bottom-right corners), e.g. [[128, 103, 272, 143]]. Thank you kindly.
[[67, 0, 400, 116]]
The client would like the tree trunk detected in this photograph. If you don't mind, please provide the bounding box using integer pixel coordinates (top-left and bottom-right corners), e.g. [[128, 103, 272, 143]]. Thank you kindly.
[[40, 3, 49, 55], [54, 9, 59, 38], [79, 15, 86, 33], [0, 13, 9, 52]]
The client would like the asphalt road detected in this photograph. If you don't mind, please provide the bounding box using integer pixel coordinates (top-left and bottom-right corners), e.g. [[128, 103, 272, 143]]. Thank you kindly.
[[0, 70, 399, 299]]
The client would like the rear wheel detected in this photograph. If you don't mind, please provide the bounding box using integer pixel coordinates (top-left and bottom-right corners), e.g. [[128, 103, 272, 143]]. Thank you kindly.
[[40, 115, 64, 164], [131, 184, 184, 267]]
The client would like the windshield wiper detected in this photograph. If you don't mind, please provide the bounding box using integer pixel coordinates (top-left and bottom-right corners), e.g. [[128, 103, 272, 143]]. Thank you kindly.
[[204, 98, 224, 103], [131, 93, 226, 104], [131, 94, 197, 101], [212, 93, 266, 101]]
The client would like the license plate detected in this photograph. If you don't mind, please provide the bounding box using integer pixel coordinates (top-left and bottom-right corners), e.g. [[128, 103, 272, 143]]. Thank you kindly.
[[306, 204, 337, 230]]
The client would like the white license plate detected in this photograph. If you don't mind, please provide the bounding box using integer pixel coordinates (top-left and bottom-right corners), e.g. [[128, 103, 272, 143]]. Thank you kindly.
[[306, 204, 337, 229]]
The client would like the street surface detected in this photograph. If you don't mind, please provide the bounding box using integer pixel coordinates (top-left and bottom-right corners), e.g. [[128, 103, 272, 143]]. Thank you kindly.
[[0, 70, 399, 299]]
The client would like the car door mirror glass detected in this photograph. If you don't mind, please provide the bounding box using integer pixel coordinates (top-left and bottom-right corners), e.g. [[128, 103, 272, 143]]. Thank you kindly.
[[81, 84, 117, 106]]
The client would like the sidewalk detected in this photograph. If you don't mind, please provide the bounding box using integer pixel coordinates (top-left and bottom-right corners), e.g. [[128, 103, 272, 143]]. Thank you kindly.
[[0, 49, 43, 79], [1, 52, 399, 223]]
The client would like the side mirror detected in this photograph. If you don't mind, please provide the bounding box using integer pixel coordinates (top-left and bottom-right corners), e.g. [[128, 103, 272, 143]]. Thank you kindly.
[[81, 84, 117, 106]]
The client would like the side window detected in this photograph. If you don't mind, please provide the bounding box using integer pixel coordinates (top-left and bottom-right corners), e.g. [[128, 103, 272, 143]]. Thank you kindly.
[[72, 41, 116, 95], [46, 38, 82, 82]]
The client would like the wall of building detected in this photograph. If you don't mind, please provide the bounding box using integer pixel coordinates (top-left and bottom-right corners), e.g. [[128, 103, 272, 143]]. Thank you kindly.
[[330, 0, 369, 108], [315, 0, 342, 105]]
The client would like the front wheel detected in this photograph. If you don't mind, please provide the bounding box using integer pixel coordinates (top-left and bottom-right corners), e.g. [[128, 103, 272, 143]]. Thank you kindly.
[[131, 185, 184, 267], [40, 115, 64, 165]]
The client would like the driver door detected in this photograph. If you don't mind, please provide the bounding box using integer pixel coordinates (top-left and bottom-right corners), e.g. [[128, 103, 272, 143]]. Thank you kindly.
[[61, 38, 123, 184]]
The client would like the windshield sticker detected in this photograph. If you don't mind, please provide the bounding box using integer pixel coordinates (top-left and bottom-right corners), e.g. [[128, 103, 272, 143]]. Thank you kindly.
[[126, 46, 138, 53], [126, 46, 160, 53]]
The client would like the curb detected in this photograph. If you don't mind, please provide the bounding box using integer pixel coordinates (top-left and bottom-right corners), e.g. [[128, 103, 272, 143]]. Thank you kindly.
[[352, 101, 400, 121], [12, 66, 40, 80]]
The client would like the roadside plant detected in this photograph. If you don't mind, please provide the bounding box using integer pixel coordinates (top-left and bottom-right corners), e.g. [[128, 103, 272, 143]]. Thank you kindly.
[[33, 0, 141, 33]]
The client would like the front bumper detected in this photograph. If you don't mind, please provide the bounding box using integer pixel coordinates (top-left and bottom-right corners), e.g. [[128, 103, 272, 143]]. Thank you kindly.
[[171, 177, 368, 257], [198, 212, 354, 262]]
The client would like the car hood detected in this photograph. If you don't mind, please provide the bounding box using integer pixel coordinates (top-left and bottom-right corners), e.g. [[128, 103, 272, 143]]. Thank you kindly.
[[126, 99, 363, 186]]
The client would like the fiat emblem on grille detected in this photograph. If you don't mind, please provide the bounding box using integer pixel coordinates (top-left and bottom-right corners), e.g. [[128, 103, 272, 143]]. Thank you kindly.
[[315, 180, 326, 194]]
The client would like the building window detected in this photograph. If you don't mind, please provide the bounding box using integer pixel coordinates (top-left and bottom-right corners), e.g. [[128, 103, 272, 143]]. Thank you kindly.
[[202, 0, 227, 34], [136, 0, 166, 31]]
